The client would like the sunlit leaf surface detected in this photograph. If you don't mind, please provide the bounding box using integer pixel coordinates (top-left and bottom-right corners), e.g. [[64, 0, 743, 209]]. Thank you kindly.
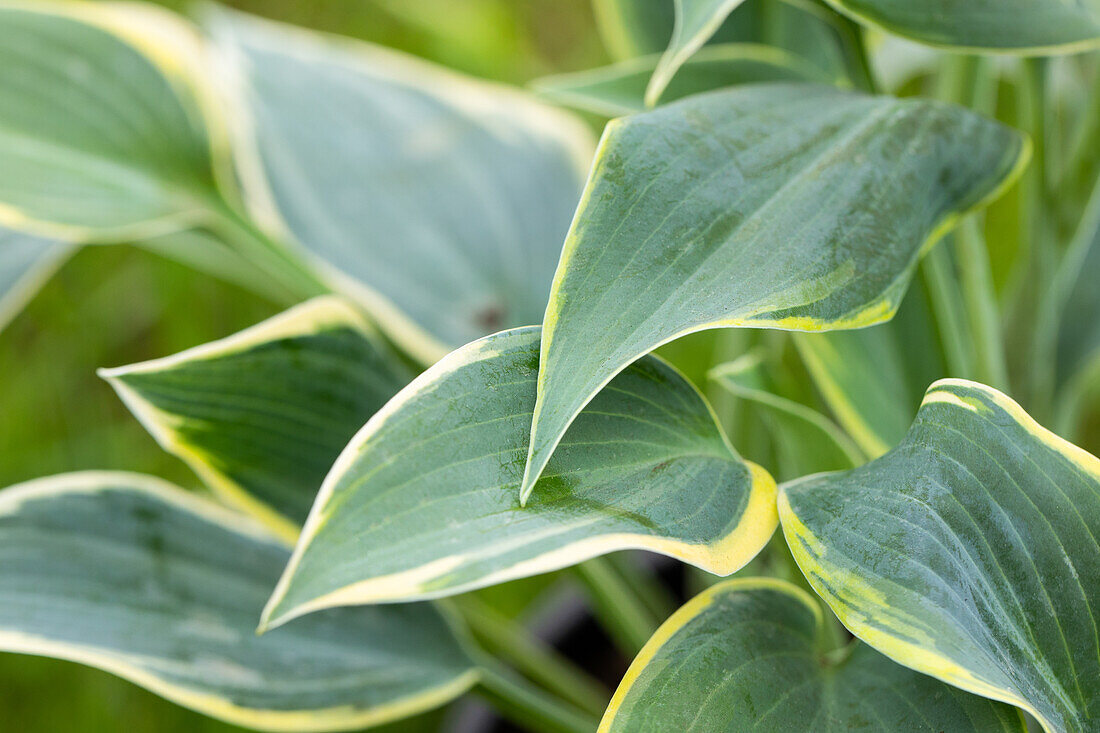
[[600, 578, 1025, 731], [522, 83, 1028, 503], [260, 326, 776, 630], [0, 472, 477, 731], [781, 379, 1100, 733]]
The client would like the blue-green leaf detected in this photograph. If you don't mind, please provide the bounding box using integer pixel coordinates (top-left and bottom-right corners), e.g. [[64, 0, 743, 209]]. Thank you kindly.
[[100, 297, 416, 542], [209, 8, 594, 362], [780, 379, 1100, 732], [260, 326, 776, 630], [522, 83, 1029, 503], [601, 578, 1025, 731], [0, 472, 477, 731]]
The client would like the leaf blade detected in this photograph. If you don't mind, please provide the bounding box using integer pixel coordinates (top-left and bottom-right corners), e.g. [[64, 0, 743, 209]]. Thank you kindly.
[[0, 2, 227, 240], [822, 0, 1100, 54], [522, 83, 1029, 503], [534, 43, 839, 117], [260, 326, 776, 630], [780, 379, 1100, 732], [600, 578, 1025, 731], [209, 8, 594, 362], [645, 0, 749, 108], [0, 471, 477, 731], [100, 296, 416, 541]]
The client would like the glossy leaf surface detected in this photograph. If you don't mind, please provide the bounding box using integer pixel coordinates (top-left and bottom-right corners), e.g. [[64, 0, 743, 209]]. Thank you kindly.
[[823, 0, 1100, 54], [646, 0, 748, 107], [601, 578, 1025, 731], [780, 379, 1100, 732], [100, 297, 415, 542], [211, 9, 593, 362], [261, 326, 776, 630], [0, 2, 224, 240], [534, 43, 836, 117], [0, 472, 476, 731], [523, 83, 1028, 502]]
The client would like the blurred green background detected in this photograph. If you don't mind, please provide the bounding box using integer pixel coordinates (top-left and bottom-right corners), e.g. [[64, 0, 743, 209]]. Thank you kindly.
[[0, 1, 605, 730]]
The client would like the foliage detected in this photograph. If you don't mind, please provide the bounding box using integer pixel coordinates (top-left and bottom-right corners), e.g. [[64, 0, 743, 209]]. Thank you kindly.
[[1, 0, 1099, 732]]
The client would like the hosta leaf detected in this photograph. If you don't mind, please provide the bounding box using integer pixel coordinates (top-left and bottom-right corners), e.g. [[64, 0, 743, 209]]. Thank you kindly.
[[534, 43, 837, 118], [0, 227, 72, 332], [522, 83, 1029, 503], [100, 297, 416, 542], [645, 0, 748, 108], [0, 472, 477, 730], [209, 9, 594, 363], [260, 326, 776, 630], [0, 2, 228, 240], [600, 578, 1025, 731], [779, 379, 1100, 733], [822, 0, 1100, 53], [710, 353, 863, 480]]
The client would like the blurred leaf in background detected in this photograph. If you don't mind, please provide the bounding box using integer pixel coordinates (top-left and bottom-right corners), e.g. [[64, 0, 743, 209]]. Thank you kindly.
[[0, 1, 606, 730]]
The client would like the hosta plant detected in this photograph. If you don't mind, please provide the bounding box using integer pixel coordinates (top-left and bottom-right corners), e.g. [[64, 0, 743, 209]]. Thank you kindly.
[[1, 0, 1099, 731]]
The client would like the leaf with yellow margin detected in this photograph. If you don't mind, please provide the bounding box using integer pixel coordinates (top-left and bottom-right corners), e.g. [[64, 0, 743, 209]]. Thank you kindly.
[[0, 2, 231, 241], [207, 7, 594, 363], [100, 297, 416, 543], [780, 379, 1100, 733], [260, 326, 776, 631], [600, 577, 1025, 731], [521, 82, 1029, 504], [0, 471, 477, 731]]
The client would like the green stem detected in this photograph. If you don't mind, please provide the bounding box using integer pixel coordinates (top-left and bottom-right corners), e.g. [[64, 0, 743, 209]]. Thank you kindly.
[[955, 217, 1009, 390], [475, 662, 598, 733], [606, 553, 677, 622], [203, 198, 329, 304], [923, 241, 976, 379], [573, 557, 658, 657], [1017, 58, 1058, 417], [456, 597, 609, 716]]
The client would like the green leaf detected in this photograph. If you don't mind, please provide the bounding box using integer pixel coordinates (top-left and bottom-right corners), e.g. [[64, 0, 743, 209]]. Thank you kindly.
[[522, 83, 1029, 503], [646, 0, 748, 108], [600, 578, 1025, 731], [710, 352, 863, 480], [0, 471, 477, 730], [793, 283, 947, 457], [534, 43, 838, 117], [0, 2, 229, 240], [100, 296, 416, 542], [822, 0, 1100, 54], [209, 8, 594, 363], [0, 227, 72, 332], [260, 326, 776, 631], [779, 379, 1100, 733], [591, 0, 674, 60], [793, 329, 915, 457]]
